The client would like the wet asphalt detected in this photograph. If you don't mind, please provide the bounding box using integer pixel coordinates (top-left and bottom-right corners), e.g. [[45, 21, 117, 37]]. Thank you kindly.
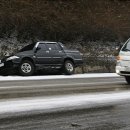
[[0, 76, 127, 99], [1, 102, 130, 130], [0, 76, 130, 130]]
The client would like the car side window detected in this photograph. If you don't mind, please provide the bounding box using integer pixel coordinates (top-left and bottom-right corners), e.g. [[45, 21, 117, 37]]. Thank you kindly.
[[46, 43, 60, 51], [38, 43, 47, 51]]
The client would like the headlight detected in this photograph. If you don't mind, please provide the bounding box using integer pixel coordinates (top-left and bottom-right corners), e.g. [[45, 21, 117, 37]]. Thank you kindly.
[[116, 55, 122, 61], [6, 56, 20, 61]]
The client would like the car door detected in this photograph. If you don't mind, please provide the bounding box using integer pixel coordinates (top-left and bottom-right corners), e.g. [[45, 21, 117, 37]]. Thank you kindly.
[[46, 43, 65, 65], [35, 43, 51, 65]]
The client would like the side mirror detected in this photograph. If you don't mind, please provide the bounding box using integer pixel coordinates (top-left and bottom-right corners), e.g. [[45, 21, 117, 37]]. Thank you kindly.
[[34, 47, 41, 53]]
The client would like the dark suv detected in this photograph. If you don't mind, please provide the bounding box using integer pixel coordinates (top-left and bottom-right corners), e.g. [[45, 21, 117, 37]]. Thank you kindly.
[[0, 41, 83, 76]]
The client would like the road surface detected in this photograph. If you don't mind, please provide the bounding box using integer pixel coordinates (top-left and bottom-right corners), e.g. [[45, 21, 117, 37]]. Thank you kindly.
[[0, 75, 127, 99], [1, 103, 130, 130], [0, 74, 130, 130]]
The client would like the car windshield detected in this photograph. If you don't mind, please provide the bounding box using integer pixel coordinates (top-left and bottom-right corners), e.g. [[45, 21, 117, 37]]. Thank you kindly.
[[59, 42, 67, 50], [122, 39, 130, 51], [19, 43, 35, 52]]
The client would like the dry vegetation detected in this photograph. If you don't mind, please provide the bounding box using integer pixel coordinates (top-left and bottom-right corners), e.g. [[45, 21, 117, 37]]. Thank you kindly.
[[0, 0, 130, 73], [0, 0, 129, 42]]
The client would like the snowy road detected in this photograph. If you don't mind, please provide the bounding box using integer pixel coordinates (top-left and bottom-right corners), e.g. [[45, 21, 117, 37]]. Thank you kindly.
[[0, 74, 126, 99], [0, 73, 127, 109], [0, 90, 130, 119], [0, 73, 119, 81], [1, 102, 130, 130], [0, 73, 130, 129]]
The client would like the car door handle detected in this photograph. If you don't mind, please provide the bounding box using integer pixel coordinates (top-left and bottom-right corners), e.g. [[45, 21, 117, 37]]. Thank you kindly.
[[46, 51, 49, 53]]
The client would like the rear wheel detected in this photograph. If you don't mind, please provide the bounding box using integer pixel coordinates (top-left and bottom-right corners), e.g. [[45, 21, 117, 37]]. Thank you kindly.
[[19, 60, 34, 76], [63, 60, 75, 75], [125, 76, 130, 84]]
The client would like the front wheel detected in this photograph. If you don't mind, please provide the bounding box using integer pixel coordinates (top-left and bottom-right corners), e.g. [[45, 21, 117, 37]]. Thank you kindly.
[[125, 76, 130, 84], [63, 60, 75, 75], [19, 60, 34, 76]]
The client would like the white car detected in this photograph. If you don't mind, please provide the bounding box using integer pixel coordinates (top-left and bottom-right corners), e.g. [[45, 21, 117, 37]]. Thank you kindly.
[[116, 38, 130, 84]]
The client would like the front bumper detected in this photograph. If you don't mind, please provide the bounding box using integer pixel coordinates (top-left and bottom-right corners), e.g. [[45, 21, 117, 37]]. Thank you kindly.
[[0, 60, 19, 75], [116, 65, 130, 76]]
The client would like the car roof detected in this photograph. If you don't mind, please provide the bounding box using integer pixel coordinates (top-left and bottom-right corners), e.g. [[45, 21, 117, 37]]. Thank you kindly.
[[37, 41, 57, 44]]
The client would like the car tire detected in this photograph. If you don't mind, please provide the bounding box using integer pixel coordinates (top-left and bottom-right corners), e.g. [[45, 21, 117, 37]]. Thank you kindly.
[[125, 76, 130, 84], [63, 60, 75, 75], [19, 60, 34, 76]]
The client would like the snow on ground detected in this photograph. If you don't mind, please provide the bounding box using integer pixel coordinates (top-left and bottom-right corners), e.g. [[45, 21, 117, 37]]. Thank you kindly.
[[0, 90, 129, 116], [0, 73, 119, 81]]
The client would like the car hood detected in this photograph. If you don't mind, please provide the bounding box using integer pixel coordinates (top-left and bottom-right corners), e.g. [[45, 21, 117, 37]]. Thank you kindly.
[[15, 50, 33, 57], [1, 50, 33, 62]]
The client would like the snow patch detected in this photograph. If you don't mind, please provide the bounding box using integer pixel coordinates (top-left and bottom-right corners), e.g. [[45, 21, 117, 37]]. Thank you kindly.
[[0, 73, 119, 81], [0, 90, 129, 116]]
